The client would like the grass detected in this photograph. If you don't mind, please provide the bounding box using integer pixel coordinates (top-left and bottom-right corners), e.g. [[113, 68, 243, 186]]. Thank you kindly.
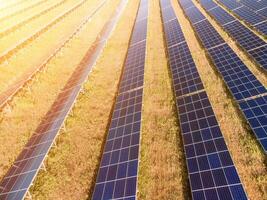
[[28, 0, 140, 198], [0, 0, 64, 33], [172, 0, 267, 199], [137, 1, 189, 199], [0, 0, 118, 180], [0, 0, 101, 95]]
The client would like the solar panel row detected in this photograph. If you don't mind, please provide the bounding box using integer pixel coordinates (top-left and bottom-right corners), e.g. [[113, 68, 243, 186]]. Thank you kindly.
[[217, 0, 267, 35], [240, 0, 267, 14], [92, 0, 148, 199], [199, 0, 267, 71], [0, 1, 129, 199], [179, 0, 267, 153], [160, 1, 247, 199]]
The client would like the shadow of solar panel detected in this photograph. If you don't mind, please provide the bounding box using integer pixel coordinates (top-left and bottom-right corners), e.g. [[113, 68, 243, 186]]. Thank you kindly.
[[194, 20, 225, 49], [207, 44, 266, 100], [218, 0, 241, 10], [233, 6, 265, 25], [200, 0, 218, 10], [224, 21, 266, 51], [248, 45, 267, 70], [185, 6, 206, 24], [209, 6, 236, 25], [239, 95, 267, 152]]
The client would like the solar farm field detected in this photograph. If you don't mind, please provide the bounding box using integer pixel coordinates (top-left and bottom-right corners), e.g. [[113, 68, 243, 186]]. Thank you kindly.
[[0, 0, 266, 199]]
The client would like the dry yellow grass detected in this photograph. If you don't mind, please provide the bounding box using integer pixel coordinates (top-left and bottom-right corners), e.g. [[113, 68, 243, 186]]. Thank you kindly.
[[0, 0, 101, 94], [138, 0, 188, 199], [28, 1, 140, 199], [0, 0, 119, 180], [0, 0, 63, 33], [0, 0, 42, 19], [0, 0, 83, 53], [172, 0, 267, 199]]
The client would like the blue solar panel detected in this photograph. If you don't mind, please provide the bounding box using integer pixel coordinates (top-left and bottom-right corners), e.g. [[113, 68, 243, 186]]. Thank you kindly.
[[163, 19, 185, 46], [255, 21, 267, 35], [194, 20, 225, 49], [218, 0, 267, 35], [239, 95, 267, 152], [177, 92, 248, 200], [200, 0, 218, 10], [184, 6, 206, 24], [217, 0, 241, 10], [241, 0, 267, 11], [168, 42, 204, 96], [180, 0, 195, 9], [199, 0, 267, 71], [180, 0, 267, 154], [161, 1, 248, 199], [233, 6, 265, 25], [224, 21, 265, 51], [209, 7, 236, 25], [92, 0, 148, 199], [257, 7, 267, 18], [207, 44, 266, 100], [248, 45, 267, 71]]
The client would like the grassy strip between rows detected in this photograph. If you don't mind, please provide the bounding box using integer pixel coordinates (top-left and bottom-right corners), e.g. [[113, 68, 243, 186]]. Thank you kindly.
[[172, 0, 267, 199], [138, 0, 189, 199], [0, 0, 114, 180], [29, 0, 140, 199]]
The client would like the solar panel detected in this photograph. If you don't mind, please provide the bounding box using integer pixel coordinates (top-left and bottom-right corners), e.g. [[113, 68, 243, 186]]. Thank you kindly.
[[161, 6, 177, 22], [0, 0, 129, 199], [255, 22, 267, 35], [160, 1, 247, 199], [241, 0, 267, 11], [92, 0, 148, 199], [233, 6, 265, 25], [180, 0, 195, 9], [200, 0, 218, 10], [199, 0, 267, 70], [239, 95, 267, 152], [207, 44, 266, 100], [209, 7, 236, 25], [177, 92, 247, 200], [179, 0, 267, 153], [194, 20, 225, 49], [168, 42, 204, 96], [217, 0, 241, 10], [184, 6, 206, 24], [223, 21, 265, 51], [163, 19, 185, 46], [217, 0, 267, 35], [248, 45, 267, 71], [257, 7, 267, 18]]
